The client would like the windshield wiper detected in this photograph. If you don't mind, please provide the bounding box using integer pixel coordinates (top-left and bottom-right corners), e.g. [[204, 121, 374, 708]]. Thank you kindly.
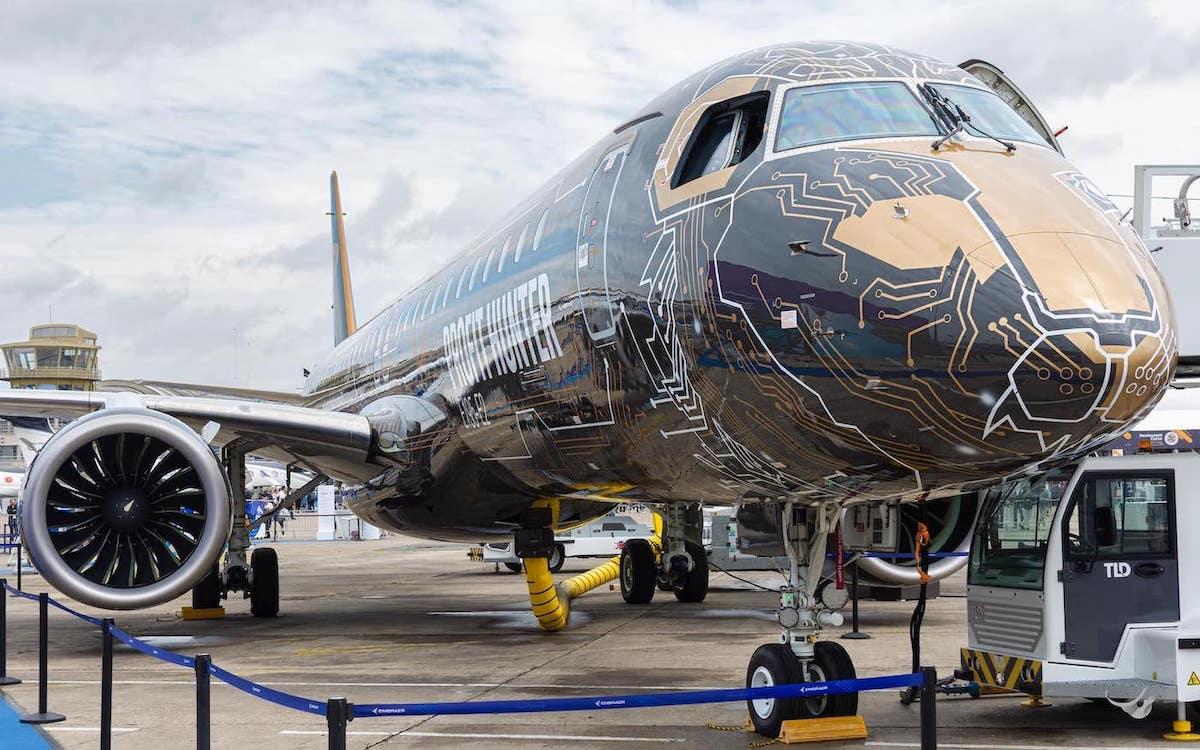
[[919, 83, 1016, 153]]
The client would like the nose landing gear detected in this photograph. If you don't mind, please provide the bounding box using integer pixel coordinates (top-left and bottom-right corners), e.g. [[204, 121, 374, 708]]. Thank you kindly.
[[745, 502, 858, 738]]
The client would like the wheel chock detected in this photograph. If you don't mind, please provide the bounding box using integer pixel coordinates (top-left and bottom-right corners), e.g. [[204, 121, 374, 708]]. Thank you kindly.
[[1165, 719, 1200, 741], [777, 716, 868, 744], [1020, 694, 1051, 708], [181, 606, 226, 621]]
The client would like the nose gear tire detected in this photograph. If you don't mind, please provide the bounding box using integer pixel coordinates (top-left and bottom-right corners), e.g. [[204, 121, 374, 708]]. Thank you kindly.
[[620, 539, 657, 604], [745, 640, 858, 738], [812, 640, 858, 716], [250, 547, 279, 618], [746, 643, 805, 738]]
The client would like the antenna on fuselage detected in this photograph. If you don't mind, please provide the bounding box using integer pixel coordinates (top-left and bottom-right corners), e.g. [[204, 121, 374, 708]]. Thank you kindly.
[[327, 171, 358, 346]]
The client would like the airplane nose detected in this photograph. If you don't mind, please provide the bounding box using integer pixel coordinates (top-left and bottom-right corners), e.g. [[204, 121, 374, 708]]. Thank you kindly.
[[965, 231, 1174, 440]]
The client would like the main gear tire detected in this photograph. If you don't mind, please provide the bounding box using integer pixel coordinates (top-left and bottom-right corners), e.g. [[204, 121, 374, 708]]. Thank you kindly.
[[250, 547, 279, 618], [620, 539, 657, 604]]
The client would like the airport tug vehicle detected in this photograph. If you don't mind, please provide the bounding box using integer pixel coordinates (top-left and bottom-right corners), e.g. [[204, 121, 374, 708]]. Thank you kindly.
[[961, 446, 1200, 736]]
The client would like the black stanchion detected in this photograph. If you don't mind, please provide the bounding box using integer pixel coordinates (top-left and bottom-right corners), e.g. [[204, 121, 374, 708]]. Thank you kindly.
[[196, 653, 211, 750], [20, 592, 64, 724], [0, 578, 20, 686], [101, 618, 114, 750], [841, 562, 871, 640], [919, 666, 937, 750], [326, 697, 350, 750]]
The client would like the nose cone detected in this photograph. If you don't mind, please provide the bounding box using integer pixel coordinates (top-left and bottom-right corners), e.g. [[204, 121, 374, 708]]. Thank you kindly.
[[806, 144, 1175, 473], [966, 230, 1175, 446]]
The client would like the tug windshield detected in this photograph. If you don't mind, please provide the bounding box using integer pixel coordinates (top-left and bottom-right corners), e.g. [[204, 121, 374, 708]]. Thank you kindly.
[[968, 467, 1073, 590]]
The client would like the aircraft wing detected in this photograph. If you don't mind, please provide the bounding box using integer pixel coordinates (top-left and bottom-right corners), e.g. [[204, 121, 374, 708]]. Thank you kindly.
[[0, 389, 374, 482]]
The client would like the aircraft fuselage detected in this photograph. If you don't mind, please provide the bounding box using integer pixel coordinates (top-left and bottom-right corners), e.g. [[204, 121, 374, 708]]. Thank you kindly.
[[301, 42, 1175, 540]]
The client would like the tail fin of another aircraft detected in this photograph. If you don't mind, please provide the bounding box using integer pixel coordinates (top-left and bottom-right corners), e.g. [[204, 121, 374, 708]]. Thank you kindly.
[[329, 171, 358, 346]]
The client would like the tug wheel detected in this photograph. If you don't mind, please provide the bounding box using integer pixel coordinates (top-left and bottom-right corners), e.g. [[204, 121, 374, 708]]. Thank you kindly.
[[250, 547, 279, 618], [504, 562, 524, 574], [620, 539, 657, 604], [673, 541, 708, 603]]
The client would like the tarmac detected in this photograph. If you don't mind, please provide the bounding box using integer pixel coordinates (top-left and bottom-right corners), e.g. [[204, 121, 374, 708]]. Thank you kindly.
[[0, 536, 1186, 749]]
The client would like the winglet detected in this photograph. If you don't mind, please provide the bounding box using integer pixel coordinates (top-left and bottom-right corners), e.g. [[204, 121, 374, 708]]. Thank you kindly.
[[329, 171, 357, 346]]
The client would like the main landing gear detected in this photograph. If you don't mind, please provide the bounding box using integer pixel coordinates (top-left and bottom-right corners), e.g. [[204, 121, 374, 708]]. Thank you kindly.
[[619, 503, 708, 604], [189, 440, 281, 618], [745, 502, 857, 738]]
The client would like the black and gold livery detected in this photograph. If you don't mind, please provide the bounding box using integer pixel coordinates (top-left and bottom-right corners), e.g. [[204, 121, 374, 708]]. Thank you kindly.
[[297, 41, 1174, 540], [0, 41, 1177, 615]]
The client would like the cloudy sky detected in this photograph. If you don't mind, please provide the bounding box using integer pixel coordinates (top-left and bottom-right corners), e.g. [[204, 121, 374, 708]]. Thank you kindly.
[[2, 0, 1197, 392]]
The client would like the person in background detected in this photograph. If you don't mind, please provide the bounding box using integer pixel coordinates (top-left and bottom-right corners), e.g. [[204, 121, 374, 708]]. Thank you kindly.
[[5, 498, 17, 543]]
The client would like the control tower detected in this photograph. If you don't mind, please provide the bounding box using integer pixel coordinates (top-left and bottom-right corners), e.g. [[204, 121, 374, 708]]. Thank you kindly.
[[0, 323, 101, 391]]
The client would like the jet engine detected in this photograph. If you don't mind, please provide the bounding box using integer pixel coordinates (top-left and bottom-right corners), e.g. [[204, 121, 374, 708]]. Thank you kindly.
[[20, 408, 231, 610], [847, 493, 978, 586]]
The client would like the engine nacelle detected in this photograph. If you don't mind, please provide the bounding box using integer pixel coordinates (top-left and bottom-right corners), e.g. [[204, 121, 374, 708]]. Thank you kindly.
[[21, 408, 231, 610]]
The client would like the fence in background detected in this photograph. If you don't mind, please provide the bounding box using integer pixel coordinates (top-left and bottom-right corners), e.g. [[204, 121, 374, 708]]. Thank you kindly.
[[254, 511, 377, 543]]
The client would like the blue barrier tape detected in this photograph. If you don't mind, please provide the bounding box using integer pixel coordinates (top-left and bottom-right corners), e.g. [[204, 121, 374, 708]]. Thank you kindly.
[[0, 580, 927, 722], [209, 664, 327, 715], [2, 582, 38, 602], [108, 624, 195, 668], [46, 596, 102, 626], [353, 672, 921, 718]]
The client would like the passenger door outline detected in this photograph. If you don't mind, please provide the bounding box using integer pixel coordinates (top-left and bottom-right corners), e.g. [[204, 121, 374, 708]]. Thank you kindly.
[[575, 141, 631, 342]]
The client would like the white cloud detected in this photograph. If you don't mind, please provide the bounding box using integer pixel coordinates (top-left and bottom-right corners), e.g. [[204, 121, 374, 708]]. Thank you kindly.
[[1, 0, 1194, 391]]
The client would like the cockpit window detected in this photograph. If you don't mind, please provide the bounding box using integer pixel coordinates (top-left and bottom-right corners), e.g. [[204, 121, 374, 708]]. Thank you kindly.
[[674, 92, 768, 187], [928, 83, 1046, 146], [775, 81, 940, 152]]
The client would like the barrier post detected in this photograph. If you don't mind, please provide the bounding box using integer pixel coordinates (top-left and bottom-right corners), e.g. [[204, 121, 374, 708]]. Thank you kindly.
[[841, 562, 871, 640], [919, 666, 937, 750], [195, 653, 211, 750], [326, 697, 350, 750], [100, 618, 114, 750], [20, 592, 64, 724], [0, 578, 19, 686]]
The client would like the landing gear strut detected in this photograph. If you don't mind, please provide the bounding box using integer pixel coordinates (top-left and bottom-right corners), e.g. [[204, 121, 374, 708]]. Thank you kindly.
[[187, 439, 283, 618], [620, 504, 709, 604], [745, 502, 857, 738]]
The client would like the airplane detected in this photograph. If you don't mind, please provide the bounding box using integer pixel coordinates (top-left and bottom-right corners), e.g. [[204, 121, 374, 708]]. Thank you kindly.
[[0, 41, 1174, 737]]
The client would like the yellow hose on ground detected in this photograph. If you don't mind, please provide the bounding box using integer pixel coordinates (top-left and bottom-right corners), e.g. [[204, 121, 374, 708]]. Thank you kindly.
[[523, 510, 666, 632], [525, 555, 569, 631]]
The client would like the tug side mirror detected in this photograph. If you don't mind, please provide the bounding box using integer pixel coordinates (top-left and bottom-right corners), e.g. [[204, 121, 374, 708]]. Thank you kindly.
[[1094, 506, 1118, 549]]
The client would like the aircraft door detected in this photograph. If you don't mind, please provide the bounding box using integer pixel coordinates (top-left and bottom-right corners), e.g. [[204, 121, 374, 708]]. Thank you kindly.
[[1060, 470, 1179, 662], [575, 142, 631, 341]]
